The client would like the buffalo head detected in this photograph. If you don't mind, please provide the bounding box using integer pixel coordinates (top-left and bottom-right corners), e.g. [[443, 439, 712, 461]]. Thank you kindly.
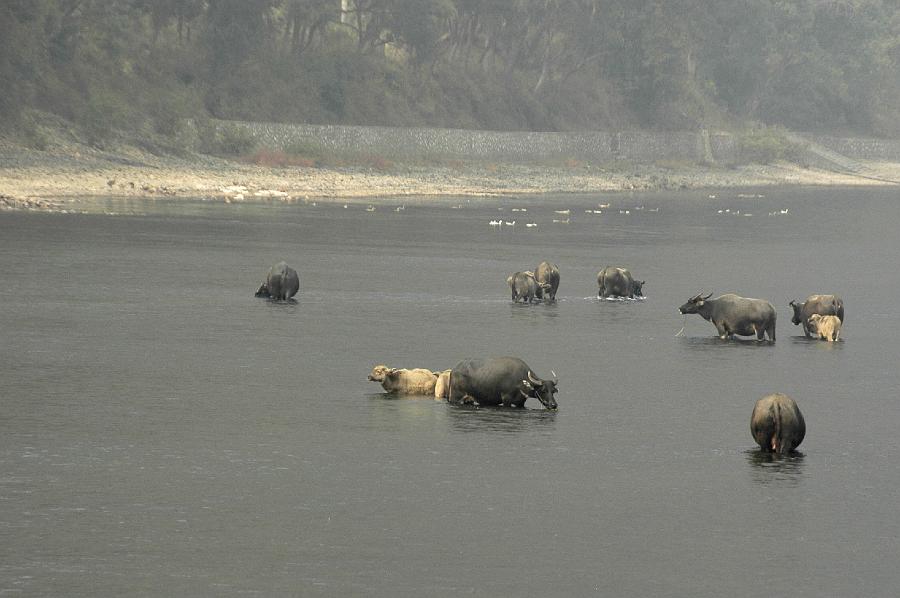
[[255, 283, 271, 298], [633, 280, 645, 297], [679, 292, 712, 314], [367, 365, 394, 382], [523, 370, 559, 410], [788, 300, 803, 325]]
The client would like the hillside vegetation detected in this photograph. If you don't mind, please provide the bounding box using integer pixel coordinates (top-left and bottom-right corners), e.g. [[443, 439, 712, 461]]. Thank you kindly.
[[2, 0, 899, 152]]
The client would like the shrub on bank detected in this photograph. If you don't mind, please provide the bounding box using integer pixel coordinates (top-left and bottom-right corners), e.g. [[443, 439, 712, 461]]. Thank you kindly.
[[737, 127, 805, 164]]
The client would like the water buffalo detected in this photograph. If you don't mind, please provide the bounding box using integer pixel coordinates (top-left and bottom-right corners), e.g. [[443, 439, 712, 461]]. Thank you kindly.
[[434, 369, 451, 399], [807, 314, 841, 341], [368, 365, 438, 395], [448, 356, 558, 409], [678, 293, 776, 341], [258, 261, 300, 300], [534, 261, 560, 301], [507, 271, 540, 303], [751, 393, 805, 454], [597, 266, 644, 299], [789, 294, 844, 337]]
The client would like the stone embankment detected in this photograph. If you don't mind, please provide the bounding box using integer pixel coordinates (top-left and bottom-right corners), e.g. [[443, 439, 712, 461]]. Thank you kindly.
[[229, 121, 738, 164]]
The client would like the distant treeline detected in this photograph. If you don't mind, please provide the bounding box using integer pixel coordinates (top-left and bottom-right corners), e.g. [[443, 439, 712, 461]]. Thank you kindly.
[[2, 0, 899, 145]]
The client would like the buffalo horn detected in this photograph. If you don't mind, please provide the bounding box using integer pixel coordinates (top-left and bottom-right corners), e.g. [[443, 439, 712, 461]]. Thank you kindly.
[[527, 371, 543, 386], [551, 370, 558, 384], [702, 292, 713, 300]]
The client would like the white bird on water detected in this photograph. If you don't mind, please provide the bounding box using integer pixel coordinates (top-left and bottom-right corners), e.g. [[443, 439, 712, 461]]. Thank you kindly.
[[489, 219, 502, 226], [525, 222, 538, 228], [505, 220, 516, 226]]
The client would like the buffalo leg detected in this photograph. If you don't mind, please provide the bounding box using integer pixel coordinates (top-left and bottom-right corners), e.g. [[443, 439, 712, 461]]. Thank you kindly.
[[448, 387, 464, 405], [714, 321, 729, 339]]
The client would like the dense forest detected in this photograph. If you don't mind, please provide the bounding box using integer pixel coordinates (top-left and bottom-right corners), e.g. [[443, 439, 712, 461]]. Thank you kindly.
[[2, 0, 899, 147]]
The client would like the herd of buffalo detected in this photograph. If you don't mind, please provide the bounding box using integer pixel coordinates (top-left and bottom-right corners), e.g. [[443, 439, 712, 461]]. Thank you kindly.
[[256, 259, 845, 454]]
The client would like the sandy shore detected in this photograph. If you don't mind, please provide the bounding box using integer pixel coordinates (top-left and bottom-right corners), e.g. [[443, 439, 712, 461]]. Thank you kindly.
[[2, 138, 898, 212]]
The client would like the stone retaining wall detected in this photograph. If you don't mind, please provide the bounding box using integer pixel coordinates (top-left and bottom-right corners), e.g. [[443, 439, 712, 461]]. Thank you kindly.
[[809, 135, 900, 161], [225, 121, 739, 164], [222, 121, 900, 165]]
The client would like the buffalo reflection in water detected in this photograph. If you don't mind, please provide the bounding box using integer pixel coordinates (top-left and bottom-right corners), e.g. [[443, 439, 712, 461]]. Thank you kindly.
[[746, 449, 806, 486], [446, 403, 558, 435]]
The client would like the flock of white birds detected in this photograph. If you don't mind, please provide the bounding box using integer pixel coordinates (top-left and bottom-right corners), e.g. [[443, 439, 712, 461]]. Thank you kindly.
[[337, 195, 792, 225]]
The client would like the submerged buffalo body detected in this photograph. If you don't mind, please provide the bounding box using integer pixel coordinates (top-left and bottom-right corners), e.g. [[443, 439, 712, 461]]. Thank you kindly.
[[449, 357, 558, 409], [597, 267, 644, 299], [789, 294, 844, 337], [534, 261, 561, 301], [751, 393, 806, 454], [679, 293, 776, 341], [257, 261, 300, 300], [508, 271, 540, 303]]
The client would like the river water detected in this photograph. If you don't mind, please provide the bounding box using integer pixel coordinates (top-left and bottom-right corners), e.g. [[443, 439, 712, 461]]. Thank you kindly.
[[2, 186, 899, 596]]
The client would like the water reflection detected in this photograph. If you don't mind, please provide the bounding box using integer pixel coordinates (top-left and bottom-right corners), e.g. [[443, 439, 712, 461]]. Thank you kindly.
[[508, 300, 560, 319], [788, 335, 845, 349], [445, 403, 558, 435], [745, 449, 806, 486], [680, 336, 776, 350]]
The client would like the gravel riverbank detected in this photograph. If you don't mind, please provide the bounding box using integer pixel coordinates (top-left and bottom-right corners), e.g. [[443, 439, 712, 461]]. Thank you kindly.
[[2, 137, 898, 213]]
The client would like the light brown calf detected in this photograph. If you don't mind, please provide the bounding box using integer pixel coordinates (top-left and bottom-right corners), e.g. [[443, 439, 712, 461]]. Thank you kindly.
[[367, 365, 438, 395], [807, 314, 841, 341], [434, 369, 451, 400]]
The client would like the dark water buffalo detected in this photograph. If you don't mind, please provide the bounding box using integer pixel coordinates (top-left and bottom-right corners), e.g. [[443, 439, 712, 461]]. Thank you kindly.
[[534, 261, 560, 301], [258, 261, 300, 300], [789, 294, 844, 337], [507, 271, 540, 303], [448, 357, 558, 409], [597, 266, 644, 299], [751, 393, 805, 454], [678, 293, 776, 341]]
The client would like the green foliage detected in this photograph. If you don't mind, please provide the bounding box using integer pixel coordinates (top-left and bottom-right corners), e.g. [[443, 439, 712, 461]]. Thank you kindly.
[[1, 0, 899, 146], [78, 90, 133, 147], [737, 128, 806, 165], [200, 123, 258, 156]]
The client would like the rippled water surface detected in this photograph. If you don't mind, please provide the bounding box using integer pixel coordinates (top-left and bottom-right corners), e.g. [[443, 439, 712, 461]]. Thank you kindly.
[[2, 187, 900, 596]]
